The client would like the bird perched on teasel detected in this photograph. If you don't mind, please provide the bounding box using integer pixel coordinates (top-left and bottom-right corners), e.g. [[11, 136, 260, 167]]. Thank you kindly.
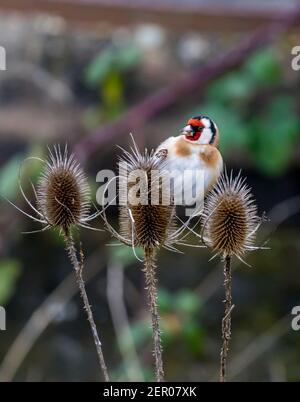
[[156, 115, 223, 210]]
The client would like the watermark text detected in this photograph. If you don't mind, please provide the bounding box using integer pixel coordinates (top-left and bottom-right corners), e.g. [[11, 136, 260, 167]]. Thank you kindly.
[[291, 46, 300, 71], [95, 164, 205, 217], [291, 306, 300, 331], [0, 306, 6, 331], [0, 46, 6, 71]]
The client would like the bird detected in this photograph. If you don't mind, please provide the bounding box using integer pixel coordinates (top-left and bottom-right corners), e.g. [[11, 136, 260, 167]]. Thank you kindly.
[[155, 115, 223, 211]]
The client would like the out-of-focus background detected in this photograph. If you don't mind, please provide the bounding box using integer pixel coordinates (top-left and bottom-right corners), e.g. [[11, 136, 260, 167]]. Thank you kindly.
[[0, 0, 299, 382]]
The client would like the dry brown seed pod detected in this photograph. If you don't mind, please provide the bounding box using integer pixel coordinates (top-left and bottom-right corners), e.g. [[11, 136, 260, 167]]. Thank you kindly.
[[118, 145, 176, 250], [100, 137, 183, 254], [202, 171, 261, 260], [36, 145, 90, 233], [7, 145, 102, 235]]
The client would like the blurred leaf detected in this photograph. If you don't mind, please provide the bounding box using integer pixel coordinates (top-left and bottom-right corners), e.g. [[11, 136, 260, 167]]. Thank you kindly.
[[111, 363, 152, 382], [245, 48, 282, 86], [182, 321, 204, 356], [23, 146, 46, 187], [118, 330, 135, 353], [175, 289, 200, 315], [109, 244, 143, 267], [85, 49, 115, 87], [85, 44, 139, 88], [206, 49, 282, 106], [130, 319, 152, 347], [141, 369, 155, 382], [0, 259, 22, 305], [102, 71, 123, 105], [162, 313, 183, 346], [158, 289, 173, 314], [197, 103, 249, 154], [161, 321, 175, 346], [0, 146, 45, 200], [101, 70, 124, 119], [249, 96, 299, 176], [116, 45, 140, 71], [49, 227, 65, 246], [0, 155, 24, 199], [207, 71, 255, 104]]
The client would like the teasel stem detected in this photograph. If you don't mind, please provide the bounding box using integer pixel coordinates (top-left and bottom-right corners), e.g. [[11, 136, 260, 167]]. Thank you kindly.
[[63, 230, 110, 382], [220, 254, 234, 382], [143, 247, 164, 382]]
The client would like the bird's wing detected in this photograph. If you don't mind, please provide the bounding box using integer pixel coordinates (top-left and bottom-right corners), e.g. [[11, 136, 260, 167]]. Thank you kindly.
[[156, 136, 177, 153]]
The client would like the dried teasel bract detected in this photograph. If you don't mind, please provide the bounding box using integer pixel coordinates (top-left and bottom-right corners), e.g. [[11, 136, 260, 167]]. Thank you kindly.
[[202, 171, 261, 261], [118, 143, 176, 251], [10, 145, 101, 235], [103, 137, 190, 255], [36, 146, 91, 234]]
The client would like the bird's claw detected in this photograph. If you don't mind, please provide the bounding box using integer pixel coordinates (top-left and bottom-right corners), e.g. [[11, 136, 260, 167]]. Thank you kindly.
[[155, 149, 168, 159]]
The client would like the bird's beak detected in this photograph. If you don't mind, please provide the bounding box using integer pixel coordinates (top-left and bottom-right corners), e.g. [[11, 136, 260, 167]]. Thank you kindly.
[[181, 125, 194, 136]]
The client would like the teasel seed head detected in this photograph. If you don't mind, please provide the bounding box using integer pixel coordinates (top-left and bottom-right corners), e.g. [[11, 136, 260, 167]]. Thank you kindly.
[[118, 141, 176, 250], [37, 145, 90, 233], [202, 171, 261, 260]]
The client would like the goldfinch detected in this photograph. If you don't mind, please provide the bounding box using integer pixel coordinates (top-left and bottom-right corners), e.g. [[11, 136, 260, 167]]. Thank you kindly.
[[156, 115, 223, 210]]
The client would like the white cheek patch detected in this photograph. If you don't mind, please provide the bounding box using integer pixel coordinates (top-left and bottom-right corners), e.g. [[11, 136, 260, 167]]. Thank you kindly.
[[197, 118, 212, 144], [201, 118, 210, 127], [199, 127, 212, 144]]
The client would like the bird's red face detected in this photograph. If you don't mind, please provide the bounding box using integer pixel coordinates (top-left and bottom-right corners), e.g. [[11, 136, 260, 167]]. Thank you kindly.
[[182, 118, 205, 141], [181, 115, 218, 145], [183, 118, 205, 141]]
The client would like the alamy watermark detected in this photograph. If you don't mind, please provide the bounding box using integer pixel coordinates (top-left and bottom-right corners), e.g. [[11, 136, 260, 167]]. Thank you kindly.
[[291, 306, 300, 331], [0, 306, 6, 331], [95, 164, 205, 217], [291, 46, 300, 71], [0, 46, 6, 71]]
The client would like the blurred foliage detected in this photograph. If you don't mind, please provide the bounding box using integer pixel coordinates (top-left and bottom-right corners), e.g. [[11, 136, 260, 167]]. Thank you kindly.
[[109, 246, 204, 378], [0, 145, 46, 200], [0, 155, 24, 199], [197, 48, 300, 176], [249, 96, 298, 175], [0, 259, 22, 306], [84, 43, 140, 125], [108, 243, 143, 266], [84, 45, 300, 177], [86, 45, 140, 87], [158, 288, 203, 356], [122, 288, 204, 357], [108, 245, 204, 356]]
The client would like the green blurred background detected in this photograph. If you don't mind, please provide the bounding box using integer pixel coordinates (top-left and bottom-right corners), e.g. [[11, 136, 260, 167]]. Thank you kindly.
[[0, 0, 299, 382]]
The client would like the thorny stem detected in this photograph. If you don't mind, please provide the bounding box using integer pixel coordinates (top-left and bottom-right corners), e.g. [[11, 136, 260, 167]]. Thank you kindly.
[[64, 231, 110, 382], [220, 254, 233, 382], [143, 247, 164, 382]]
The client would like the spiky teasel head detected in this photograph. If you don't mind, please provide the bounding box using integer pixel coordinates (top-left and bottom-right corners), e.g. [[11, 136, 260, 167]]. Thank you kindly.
[[36, 145, 91, 234], [118, 140, 176, 250], [7, 144, 102, 236], [202, 171, 261, 260]]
